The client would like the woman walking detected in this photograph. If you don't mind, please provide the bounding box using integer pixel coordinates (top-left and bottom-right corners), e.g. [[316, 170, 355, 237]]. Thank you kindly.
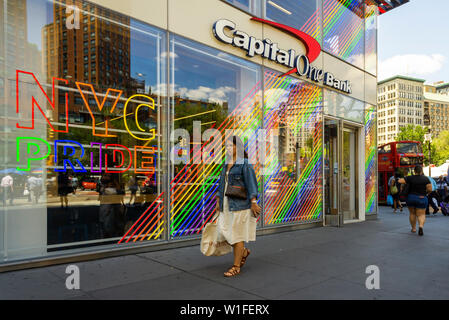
[[398, 165, 432, 236], [215, 136, 261, 277], [390, 173, 403, 213]]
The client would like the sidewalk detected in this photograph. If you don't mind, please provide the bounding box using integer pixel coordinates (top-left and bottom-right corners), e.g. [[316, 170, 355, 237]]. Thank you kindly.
[[1, 206, 449, 300]]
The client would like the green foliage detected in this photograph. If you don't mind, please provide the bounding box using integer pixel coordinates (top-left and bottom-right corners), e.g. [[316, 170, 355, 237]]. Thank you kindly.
[[432, 130, 449, 166], [396, 124, 426, 143], [395, 125, 448, 166]]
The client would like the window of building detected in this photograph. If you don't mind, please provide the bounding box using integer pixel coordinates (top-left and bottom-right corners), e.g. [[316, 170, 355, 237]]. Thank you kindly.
[[223, 0, 262, 16], [323, 0, 364, 68]]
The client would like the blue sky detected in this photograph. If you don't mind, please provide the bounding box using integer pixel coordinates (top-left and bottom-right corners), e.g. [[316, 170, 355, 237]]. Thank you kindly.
[[378, 0, 449, 83]]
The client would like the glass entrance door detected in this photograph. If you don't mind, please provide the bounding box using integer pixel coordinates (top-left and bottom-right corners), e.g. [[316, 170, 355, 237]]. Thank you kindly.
[[324, 119, 339, 216], [324, 119, 359, 224], [341, 127, 358, 220]]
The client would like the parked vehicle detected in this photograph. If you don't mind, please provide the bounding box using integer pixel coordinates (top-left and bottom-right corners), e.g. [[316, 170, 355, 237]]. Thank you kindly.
[[80, 178, 97, 190]]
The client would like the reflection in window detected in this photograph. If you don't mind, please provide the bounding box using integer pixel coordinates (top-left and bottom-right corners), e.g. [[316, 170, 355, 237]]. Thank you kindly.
[[170, 35, 261, 237], [224, 0, 261, 16], [3, 0, 166, 256], [263, 70, 323, 225], [265, 0, 321, 43], [378, 144, 391, 153], [324, 89, 364, 123], [323, 0, 365, 68], [365, 0, 377, 75]]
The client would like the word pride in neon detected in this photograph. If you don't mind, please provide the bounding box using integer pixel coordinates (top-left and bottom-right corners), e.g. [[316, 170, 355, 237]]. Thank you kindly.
[[17, 137, 156, 174]]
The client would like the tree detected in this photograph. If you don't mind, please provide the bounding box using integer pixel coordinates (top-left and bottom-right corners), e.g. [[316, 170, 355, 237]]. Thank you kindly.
[[395, 124, 436, 165], [432, 130, 449, 166]]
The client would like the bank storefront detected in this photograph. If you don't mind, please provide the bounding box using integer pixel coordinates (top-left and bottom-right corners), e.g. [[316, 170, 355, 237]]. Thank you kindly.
[[0, 0, 378, 269]]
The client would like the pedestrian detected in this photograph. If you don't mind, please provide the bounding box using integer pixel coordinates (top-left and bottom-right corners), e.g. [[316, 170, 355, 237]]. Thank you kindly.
[[58, 172, 71, 208], [1, 174, 14, 206], [398, 165, 432, 236], [25, 175, 32, 202], [426, 176, 439, 215], [128, 175, 138, 205], [436, 175, 448, 203], [215, 136, 261, 277], [28, 175, 43, 204], [390, 173, 402, 213], [98, 173, 125, 238]]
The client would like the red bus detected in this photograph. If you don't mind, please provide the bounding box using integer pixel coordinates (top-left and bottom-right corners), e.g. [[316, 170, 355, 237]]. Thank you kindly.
[[378, 141, 424, 203]]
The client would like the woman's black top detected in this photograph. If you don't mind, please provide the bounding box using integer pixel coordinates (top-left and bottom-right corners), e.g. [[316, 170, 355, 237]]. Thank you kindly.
[[405, 175, 431, 196]]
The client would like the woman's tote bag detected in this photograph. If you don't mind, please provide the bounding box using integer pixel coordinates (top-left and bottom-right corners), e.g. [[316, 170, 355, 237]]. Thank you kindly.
[[200, 213, 232, 256]]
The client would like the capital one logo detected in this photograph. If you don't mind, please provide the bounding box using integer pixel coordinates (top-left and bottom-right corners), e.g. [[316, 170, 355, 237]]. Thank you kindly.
[[213, 18, 351, 94]]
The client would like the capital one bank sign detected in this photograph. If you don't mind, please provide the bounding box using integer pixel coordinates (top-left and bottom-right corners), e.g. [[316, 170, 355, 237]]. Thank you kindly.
[[213, 18, 352, 94]]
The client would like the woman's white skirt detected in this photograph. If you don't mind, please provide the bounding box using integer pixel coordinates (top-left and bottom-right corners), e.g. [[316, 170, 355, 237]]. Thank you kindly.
[[217, 194, 257, 245]]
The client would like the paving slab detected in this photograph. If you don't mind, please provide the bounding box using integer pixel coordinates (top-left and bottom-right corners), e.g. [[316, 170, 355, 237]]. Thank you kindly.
[[87, 272, 262, 300], [45, 254, 180, 292]]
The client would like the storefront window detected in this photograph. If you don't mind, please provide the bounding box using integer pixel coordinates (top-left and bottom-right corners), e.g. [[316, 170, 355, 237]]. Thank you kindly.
[[264, 0, 322, 44], [168, 35, 262, 238], [365, 104, 377, 214], [324, 89, 365, 123], [224, 0, 262, 16], [365, 0, 378, 75], [1, 0, 166, 261], [323, 0, 365, 69], [263, 70, 323, 225]]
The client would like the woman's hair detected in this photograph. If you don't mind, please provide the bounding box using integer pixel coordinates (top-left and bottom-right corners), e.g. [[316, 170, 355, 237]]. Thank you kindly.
[[231, 135, 248, 159], [414, 165, 423, 175]]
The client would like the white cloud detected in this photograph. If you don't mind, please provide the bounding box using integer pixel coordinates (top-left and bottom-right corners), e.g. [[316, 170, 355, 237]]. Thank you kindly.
[[176, 85, 236, 105], [379, 54, 446, 81], [160, 52, 179, 59]]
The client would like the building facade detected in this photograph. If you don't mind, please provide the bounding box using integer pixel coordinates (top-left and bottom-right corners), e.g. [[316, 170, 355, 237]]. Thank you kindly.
[[377, 76, 425, 145], [1, 0, 382, 269], [377, 76, 449, 145], [423, 91, 449, 136]]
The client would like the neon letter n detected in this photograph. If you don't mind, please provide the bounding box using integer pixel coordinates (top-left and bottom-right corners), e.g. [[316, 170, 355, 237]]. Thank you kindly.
[[16, 70, 69, 132]]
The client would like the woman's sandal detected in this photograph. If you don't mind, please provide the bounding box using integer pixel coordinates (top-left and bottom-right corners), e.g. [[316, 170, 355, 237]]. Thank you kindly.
[[240, 248, 251, 268], [224, 265, 240, 277]]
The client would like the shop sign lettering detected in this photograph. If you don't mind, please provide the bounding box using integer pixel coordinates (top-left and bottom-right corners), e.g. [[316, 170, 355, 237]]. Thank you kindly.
[[213, 19, 352, 94]]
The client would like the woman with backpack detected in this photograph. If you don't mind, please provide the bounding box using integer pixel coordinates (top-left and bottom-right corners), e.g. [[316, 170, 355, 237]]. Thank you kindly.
[[398, 165, 433, 236]]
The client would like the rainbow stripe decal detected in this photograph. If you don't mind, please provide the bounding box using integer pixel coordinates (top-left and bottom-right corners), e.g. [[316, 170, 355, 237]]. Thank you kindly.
[[299, 5, 322, 44], [365, 0, 378, 74], [365, 105, 377, 213], [323, 0, 365, 66], [263, 74, 323, 225], [118, 70, 324, 243]]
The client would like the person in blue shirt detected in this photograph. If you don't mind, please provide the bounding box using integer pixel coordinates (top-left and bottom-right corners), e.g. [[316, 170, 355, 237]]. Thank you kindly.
[[426, 176, 439, 215]]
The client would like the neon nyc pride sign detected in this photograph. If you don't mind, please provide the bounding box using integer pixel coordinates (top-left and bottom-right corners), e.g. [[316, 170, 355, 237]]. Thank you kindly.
[[15, 70, 156, 174]]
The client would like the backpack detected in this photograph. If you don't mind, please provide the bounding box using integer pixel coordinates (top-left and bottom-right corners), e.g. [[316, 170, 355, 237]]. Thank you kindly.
[[391, 185, 398, 195], [440, 202, 449, 216]]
